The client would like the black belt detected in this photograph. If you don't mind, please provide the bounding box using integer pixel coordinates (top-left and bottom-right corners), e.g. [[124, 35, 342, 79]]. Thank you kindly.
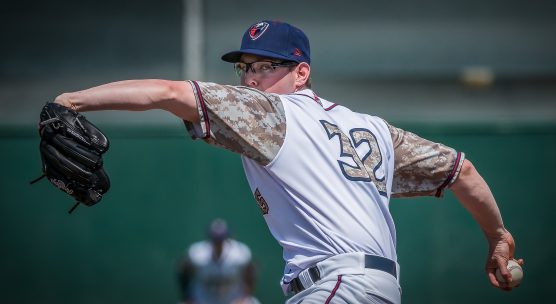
[[289, 255, 397, 294]]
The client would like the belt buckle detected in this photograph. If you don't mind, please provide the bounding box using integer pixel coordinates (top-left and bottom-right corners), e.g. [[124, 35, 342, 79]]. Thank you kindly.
[[289, 278, 302, 294], [291, 266, 321, 294]]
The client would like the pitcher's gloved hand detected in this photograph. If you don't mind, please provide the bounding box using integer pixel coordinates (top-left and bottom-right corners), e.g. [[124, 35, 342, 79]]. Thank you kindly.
[[31, 102, 110, 212]]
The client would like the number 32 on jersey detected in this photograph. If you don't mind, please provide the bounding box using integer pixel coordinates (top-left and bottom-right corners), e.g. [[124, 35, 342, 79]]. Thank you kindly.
[[320, 120, 387, 197]]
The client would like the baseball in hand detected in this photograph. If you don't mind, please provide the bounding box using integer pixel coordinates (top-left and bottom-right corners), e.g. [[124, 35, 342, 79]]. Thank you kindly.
[[495, 259, 523, 287]]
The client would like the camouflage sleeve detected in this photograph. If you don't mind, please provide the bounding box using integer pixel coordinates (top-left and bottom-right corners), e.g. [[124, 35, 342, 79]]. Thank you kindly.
[[183, 81, 286, 166], [387, 122, 465, 198]]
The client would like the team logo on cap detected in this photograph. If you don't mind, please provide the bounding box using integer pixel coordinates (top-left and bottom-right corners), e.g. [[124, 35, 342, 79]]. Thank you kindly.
[[249, 22, 269, 40]]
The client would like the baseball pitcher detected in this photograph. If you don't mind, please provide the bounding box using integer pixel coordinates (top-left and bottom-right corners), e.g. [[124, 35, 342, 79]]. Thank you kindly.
[[35, 20, 523, 303]]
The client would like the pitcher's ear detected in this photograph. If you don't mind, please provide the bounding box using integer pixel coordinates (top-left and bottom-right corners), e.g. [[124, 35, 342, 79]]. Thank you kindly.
[[294, 62, 311, 90]]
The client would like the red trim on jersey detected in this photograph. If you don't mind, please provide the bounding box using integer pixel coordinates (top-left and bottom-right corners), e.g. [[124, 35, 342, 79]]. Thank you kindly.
[[191, 81, 211, 139], [291, 92, 338, 111], [325, 275, 343, 304], [292, 93, 319, 102], [312, 92, 320, 102], [435, 151, 462, 197]]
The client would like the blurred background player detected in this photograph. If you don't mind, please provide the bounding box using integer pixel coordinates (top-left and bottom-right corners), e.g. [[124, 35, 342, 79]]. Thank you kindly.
[[177, 219, 259, 304]]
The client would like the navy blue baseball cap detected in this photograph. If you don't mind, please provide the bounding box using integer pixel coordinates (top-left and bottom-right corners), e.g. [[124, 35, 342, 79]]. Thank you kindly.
[[221, 20, 311, 64]]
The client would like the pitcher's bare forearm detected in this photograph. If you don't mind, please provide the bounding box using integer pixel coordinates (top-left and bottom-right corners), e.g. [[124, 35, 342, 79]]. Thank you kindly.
[[450, 159, 524, 289], [54, 79, 199, 122], [450, 159, 506, 239]]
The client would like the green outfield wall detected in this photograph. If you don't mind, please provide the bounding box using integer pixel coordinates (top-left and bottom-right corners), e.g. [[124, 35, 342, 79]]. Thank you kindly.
[[1, 123, 554, 304]]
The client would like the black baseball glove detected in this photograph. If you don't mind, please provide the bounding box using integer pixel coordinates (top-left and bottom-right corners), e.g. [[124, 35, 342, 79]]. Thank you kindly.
[[31, 102, 110, 213]]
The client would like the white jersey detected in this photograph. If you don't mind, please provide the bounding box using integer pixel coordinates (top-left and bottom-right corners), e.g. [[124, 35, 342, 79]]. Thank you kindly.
[[187, 239, 252, 304], [242, 92, 396, 282], [185, 81, 464, 285]]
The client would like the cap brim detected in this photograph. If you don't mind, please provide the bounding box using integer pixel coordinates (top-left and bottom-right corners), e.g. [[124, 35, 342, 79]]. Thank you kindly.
[[221, 49, 296, 63]]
